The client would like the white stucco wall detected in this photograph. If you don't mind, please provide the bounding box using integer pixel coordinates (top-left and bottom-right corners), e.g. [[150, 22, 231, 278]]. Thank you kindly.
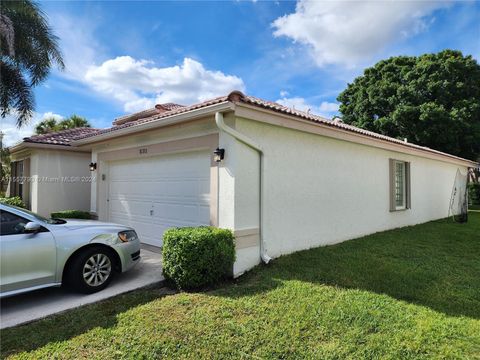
[[31, 149, 91, 217], [231, 117, 469, 260], [83, 111, 471, 277], [217, 114, 261, 275]]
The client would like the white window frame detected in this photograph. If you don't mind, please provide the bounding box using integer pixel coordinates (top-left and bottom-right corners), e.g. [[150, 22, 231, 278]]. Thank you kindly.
[[394, 160, 406, 211]]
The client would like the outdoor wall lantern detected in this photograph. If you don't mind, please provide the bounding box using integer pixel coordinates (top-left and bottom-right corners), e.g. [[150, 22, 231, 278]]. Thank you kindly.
[[213, 148, 225, 163], [89, 162, 97, 171]]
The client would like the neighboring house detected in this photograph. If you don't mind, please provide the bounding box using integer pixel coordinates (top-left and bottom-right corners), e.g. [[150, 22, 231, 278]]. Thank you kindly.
[[9, 91, 478, 276], [7, 128, 99, 217]]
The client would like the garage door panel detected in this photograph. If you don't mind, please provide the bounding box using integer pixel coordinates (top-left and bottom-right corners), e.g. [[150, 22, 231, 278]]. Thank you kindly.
[[107, 151, 211, 247], [153, 202, 208, 220], [109, 214, 151, 230], [171, 182, 195, 196], [154, 203, 205, 223], [109, 181, 155, 197], [198, 205, 210, 221], [198, 178, 210, 194], [109, 198, 151, 217]]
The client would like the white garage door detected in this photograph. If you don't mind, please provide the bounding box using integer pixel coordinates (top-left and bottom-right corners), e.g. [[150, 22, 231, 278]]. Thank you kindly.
[[107, 151, 211, 247]]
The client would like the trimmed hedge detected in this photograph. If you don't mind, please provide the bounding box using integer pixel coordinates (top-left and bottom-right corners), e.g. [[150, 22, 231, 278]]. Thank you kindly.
[[162, 226, 236, 290], [468, 183, 480, 206], [51, 210, 92, 219], [0, 196, 26, 208]]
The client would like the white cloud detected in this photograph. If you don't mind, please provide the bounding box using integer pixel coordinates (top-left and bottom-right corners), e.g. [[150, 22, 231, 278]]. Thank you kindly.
[[41, 112, 64, 121], [1, 112, 64, 147], [276, 96, 339, 118], [84, 56, 245, 112], [45, 13, 247, 115], [272, 0, 450, 67], [50, 13, 103, 80]]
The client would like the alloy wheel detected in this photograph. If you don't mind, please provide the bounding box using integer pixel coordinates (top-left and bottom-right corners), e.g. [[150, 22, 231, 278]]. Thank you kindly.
[[82, 253, 112, 287]]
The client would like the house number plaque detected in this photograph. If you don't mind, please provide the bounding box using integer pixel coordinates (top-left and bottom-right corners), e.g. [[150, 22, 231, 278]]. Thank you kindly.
[[139, 148, 148, 154]]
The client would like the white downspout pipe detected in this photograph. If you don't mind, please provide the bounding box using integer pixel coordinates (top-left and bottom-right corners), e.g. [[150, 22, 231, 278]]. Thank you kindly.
[[215, 112, 272, 264]]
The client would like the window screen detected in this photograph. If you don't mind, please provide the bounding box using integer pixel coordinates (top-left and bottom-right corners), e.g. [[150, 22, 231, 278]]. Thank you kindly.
[[395, 161, 406, 209]]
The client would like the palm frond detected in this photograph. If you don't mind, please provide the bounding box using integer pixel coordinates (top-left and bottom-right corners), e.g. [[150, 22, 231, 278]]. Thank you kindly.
[[0, 60, 34, 127], [2, 1, 64, 84], [0, 0, 63, 127], [0, 13, 15, 56], [35, 117, 60, 134]]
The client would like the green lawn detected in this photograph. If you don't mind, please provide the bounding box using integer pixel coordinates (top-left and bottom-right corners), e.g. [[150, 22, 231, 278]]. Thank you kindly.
[[2, 213, 480, 359]]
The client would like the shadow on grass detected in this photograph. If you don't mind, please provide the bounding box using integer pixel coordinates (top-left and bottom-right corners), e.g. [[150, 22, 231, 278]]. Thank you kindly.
[[1, 214, 478, 358], [0, 289, 162, 359], [217, 213, 480, 320]]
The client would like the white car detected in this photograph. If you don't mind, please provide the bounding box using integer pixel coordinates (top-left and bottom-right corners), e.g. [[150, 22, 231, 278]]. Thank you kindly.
[[0, 204, 141, 297]]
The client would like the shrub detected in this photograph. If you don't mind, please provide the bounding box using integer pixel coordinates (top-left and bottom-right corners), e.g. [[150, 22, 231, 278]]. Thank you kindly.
[[0, 196, 26, 208], [51, 210, 92, 219], [468, 183, 480, 206], [162, 226, 236, 290]]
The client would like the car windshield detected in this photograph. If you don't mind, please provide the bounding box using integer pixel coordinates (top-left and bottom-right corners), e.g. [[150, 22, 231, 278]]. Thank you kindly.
[[5, 204, 66, 224]]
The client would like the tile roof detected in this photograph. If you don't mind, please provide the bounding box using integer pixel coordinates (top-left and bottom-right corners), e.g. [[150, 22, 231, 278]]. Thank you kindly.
[[236, 93, 474, 161], [75, 95, 229, 140], [69, 91, 475, 164], [23, 127, 101, 146], [156, 103, 185, 111], [113, 108, 159, 125], [113, 103, 185, 125]]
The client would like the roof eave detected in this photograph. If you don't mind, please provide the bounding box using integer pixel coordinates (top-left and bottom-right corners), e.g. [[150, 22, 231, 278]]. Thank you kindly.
[[9, 142, 91, 154], [234, 102, 479, 168], [72, 101, 234, 146]]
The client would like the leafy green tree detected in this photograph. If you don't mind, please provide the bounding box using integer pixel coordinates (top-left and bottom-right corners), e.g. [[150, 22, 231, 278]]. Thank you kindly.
[[35, 115, 91, 134], [0, 0, 64, 127], [337, 50, 480, 160]]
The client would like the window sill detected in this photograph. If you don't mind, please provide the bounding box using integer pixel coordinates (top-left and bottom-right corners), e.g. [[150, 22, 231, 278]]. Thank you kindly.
[[390, 208, 409, 212]]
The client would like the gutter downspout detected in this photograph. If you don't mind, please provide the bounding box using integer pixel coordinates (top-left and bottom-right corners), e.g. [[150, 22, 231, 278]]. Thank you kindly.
[[215, 112, 272, 264]]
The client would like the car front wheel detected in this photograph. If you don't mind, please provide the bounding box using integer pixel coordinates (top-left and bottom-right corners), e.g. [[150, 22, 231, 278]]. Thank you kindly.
[[66, 247, 116, 293]]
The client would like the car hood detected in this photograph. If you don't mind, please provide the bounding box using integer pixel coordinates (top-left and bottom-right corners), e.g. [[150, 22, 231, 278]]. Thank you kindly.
[[54, 219, 131, 230]]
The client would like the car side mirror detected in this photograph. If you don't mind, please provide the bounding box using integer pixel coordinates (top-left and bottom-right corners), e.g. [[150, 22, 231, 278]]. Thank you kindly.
[[24, 222, 42, 234]]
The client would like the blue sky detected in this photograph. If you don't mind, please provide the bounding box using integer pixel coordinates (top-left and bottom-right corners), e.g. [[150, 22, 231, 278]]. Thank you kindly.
[[2, 0, 479, 145]]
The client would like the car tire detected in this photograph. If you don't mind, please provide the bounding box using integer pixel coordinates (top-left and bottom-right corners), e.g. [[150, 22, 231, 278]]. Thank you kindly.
[[65, 247, 116, 294]]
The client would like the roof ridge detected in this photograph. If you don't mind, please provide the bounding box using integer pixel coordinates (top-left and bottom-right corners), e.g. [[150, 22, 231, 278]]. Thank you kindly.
[[130, 95, 229, 124], [114, 103, 187, 126]]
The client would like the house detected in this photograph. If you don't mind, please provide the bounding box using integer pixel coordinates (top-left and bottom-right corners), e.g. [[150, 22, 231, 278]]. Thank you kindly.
[[7, 128, 98, 217], [8, 91, 477, 276]]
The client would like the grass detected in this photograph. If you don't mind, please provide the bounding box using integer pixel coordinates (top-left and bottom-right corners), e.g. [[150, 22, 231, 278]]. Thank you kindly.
[[1, 213, 479, 359]]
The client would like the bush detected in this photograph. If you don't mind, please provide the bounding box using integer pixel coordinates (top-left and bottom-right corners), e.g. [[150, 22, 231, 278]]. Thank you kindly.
[[51, 210, 92, 219], [162, 226, 236, 290], [468, 183, 480, 206], [0, 196, 26, 208]]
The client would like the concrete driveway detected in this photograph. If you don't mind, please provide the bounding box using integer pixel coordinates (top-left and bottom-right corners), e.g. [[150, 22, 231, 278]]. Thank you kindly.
[[0, 249, 163, 329]]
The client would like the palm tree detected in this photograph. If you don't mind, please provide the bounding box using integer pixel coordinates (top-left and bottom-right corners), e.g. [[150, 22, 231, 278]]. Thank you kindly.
[[0, 1, 64, 127], [35, 117, 60, 134], [35, 115, 91, 134], [58, 115, 90, 130]]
